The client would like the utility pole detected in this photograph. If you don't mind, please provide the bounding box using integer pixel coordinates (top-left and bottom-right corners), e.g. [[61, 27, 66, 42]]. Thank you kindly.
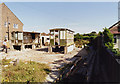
[[6, 17, 10, 40]]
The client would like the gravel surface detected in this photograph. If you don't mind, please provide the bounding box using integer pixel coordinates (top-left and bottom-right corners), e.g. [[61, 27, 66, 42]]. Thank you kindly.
[[0, 47, 84, 82]]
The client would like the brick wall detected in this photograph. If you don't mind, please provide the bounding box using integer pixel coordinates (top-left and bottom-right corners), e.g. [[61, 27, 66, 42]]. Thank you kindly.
[[0, 3, 23, 41], [0, 4, 2, 46]]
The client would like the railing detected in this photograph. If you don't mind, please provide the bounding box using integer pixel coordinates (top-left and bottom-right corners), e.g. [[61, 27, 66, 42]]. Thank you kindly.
[[89, 36, 120, 82]]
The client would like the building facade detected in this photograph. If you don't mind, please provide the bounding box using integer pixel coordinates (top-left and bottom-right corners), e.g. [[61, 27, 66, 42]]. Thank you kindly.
[[109, 21, 120, 50], [0, 3, 23, 49], [0, 3, 41, 50]]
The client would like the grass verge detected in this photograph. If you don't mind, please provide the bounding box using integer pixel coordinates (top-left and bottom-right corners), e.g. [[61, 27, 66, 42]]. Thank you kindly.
[[2, 59, 50, 82]]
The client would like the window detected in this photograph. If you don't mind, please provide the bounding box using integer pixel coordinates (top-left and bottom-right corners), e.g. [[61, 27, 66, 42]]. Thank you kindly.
[[13, 24, 18, 28], [4, 22, 7, 27], [31, 33, 35, 39]]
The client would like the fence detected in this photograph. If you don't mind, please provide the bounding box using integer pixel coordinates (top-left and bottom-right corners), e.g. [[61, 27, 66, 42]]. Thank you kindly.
[[53, 36, 120, 83], [90, 36, 120, 82]]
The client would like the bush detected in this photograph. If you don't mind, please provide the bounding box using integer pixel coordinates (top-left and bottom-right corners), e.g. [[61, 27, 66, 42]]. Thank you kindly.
[[75, 40, 89, 48], [90, 36, 97, 40], [83, 36, 90, 40], [108, 48, 120, 56], [115, 51, 120, 56], [105, 42, 114, 50], [103, 28, 114, 49], [109, 48, 117, 54]]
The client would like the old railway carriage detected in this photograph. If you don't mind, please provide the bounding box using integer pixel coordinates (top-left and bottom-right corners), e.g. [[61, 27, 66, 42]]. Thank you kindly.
[[49, 28, 75, 54], [23, 31, 40, 49]]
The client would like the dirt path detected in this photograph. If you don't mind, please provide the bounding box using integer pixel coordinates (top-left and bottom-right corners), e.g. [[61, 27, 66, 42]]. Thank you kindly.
[[0, 47, 87, 82]]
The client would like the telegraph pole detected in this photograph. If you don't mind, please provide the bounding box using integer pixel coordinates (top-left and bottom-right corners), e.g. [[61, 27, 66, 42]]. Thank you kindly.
[[7, 17, 10, 40]]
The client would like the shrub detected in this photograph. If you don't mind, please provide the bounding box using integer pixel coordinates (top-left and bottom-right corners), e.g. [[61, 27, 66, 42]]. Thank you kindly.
[[103, 28, 114, 49], [115, 51, 120, 56]]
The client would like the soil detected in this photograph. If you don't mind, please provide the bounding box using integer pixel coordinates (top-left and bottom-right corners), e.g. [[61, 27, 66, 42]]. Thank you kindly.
[[0, 46, 87, 82]]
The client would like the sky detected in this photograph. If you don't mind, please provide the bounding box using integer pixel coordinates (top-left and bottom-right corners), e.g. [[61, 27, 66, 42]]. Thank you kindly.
[[0, 0, 120, 2], [3, 2, 118, 34]]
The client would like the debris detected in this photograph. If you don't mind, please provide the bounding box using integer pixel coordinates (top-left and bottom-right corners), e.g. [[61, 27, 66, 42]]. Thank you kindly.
[[4, 65, 8, 67]]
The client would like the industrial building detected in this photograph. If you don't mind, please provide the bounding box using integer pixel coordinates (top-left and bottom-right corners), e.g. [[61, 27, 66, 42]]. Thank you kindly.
[[48, 28, 75, 54]]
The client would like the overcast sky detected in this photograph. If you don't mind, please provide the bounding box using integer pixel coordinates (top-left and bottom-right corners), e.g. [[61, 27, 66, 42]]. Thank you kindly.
[[3, 2, 118, 34]]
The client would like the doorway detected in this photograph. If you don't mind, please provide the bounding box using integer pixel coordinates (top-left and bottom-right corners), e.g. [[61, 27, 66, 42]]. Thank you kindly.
[[42, 37, 44, 45]]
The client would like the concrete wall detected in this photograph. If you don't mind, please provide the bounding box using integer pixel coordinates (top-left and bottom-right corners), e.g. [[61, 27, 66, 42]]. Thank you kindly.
[[114, 35, 119, 49], [113, 35, 120, 50], [91, 36, 120, 82], [114, 35, 120, 50], [118, 35, 120, 50]]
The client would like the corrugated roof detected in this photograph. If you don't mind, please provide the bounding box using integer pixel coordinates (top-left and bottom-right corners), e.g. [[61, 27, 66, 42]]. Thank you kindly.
[[50, 28, 74, 33], [23, 31, 40, 34], [41, 32, 50, 36]]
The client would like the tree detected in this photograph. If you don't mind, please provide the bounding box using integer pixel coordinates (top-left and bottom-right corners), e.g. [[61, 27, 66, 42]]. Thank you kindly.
[[103, 27, 114, 49], [74, 33, 83, 41], [98, 31, 103, 36], [89, 31, 97, 36], [74, 33, 80, 41]]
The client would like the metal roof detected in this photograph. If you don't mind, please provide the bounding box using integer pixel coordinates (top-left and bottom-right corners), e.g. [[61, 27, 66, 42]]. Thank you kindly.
[[50, 28, 75, 33], [23, 31, 40, 34]]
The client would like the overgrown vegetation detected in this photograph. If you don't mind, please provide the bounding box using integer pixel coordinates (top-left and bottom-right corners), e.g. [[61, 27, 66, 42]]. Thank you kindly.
[[2, 58, 11, 65], [103, 28, 114, 49], [74, 31, 97, 48], [2, 58, 50, 82], [101, 27, 120, 56]]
